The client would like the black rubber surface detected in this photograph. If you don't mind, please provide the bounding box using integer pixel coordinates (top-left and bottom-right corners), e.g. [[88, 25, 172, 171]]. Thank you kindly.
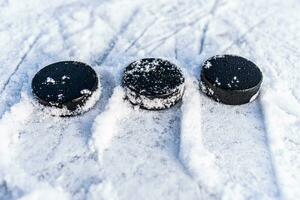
[[200, 55, 263, 105], [32, 61, 98, 114], [122, 58, 185, 109]]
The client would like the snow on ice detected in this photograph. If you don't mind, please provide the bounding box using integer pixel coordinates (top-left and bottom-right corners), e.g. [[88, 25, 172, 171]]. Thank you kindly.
[[0, 0, 300, 199]]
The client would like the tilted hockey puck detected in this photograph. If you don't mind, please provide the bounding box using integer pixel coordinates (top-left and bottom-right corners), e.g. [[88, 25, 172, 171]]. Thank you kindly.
[[122, 58, 185, 110], [200, 55, 263, 105], [32, 61, 100, 116]]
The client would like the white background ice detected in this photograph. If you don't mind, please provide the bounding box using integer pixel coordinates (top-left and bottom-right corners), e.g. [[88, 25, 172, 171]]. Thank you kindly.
[[0, 0, 300, 199]]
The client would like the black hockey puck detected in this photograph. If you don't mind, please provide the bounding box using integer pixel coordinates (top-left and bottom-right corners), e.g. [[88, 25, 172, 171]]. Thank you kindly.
[[122, 58, 185, 110], [32, 61, 100, 116], [200, 55, 263, 105]]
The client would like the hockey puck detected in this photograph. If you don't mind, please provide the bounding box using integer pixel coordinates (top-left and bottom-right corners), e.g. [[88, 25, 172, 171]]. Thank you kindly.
[[122, 58, 185, 110], [32, 61, 100, 116], [200, 55, 263, 105]]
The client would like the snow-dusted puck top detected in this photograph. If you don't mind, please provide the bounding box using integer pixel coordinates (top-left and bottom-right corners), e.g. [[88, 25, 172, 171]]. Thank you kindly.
[[122, 58, 185, 110], [201, 55, 263, 105], [32, 61, 99, 116]]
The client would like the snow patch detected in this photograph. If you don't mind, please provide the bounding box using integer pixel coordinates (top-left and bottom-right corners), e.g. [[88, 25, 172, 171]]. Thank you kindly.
[[0, 94, 71, 200], [90, 87, 131, 162], [18, 186, 70, 200], [124, 84, 184, 110], [0, 93, 34, 164], [88, 181, 118, 200], [45, 77, 56, 85], [80, 89, 92, 95], [179, 74, 221, 192]]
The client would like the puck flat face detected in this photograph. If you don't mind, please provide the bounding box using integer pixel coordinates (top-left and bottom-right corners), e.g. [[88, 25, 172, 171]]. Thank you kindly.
[[32, 61, 99, 116], [122, 58, 185, 110], [200, 55, 263, 105]]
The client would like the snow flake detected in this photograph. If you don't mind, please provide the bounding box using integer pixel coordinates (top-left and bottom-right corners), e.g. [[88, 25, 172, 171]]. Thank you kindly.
[[81, 89, 92, 95]]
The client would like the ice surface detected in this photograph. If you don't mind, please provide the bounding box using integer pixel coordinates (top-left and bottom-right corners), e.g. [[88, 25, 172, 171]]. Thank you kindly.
[[0, 0, 300, 199]]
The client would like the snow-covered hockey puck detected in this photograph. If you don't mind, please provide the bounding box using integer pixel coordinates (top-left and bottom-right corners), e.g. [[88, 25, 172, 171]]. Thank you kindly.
[[200, 55, 263, 105], [122, 58, 185, 110], [32, 61, 100, 116]]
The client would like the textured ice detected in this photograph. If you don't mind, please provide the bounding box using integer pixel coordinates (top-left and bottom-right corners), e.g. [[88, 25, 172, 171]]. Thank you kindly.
[[0, 0, 300, 199]]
